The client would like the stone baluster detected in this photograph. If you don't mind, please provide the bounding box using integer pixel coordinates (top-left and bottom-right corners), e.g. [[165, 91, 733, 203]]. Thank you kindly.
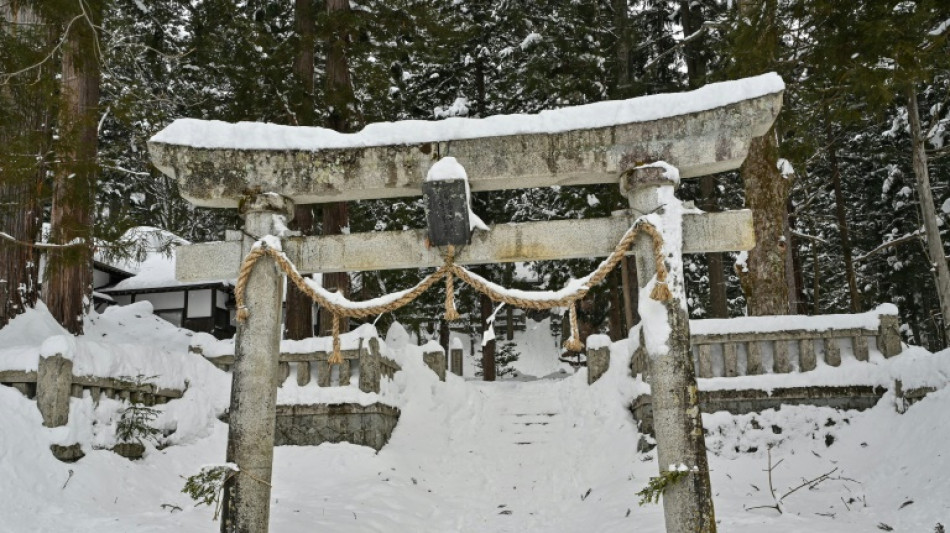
[[723, 343, 738, 377], [878, 314, 902, 358], [773, 340, 791, 373], [297, 361, 312, 386], [823, 337, 841, 367], [852, 335, 869, 362], [359, 338, 381, 393], [800, 339, 817, 372], [746, 341, 764, 375]]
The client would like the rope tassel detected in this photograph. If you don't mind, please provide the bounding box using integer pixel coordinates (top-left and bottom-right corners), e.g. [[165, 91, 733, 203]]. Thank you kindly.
[[444, 272, 460, 321], [328, 314, 343, 365], [562, 303, 584, 353]]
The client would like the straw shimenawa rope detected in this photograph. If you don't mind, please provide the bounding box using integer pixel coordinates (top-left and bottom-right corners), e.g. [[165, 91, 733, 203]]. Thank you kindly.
[[234, 220, 671, 363]]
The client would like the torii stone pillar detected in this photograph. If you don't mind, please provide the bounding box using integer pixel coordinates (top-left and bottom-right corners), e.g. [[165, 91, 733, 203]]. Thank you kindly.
[[220, 193, 293, 533], [622, 165, 715, 532]]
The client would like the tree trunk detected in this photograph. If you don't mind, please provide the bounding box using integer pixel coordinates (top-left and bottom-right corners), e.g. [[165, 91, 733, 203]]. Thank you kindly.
[[737, 132, 791, 316], [787, 196, 807, 314], [318, 0, 357, 336], [45, 5, 101, 334], [828, 125, 862, 313], [681, 0, 727, 318], [0, 5, 50, 328], [480, 294, 496, 381], [285, 0, 316, 341], [610, 0, 631, 98], [906, 87, 950, 346]]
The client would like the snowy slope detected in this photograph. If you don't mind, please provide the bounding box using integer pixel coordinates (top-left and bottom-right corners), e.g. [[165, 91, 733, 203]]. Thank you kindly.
[[1, 307, 949, 531]]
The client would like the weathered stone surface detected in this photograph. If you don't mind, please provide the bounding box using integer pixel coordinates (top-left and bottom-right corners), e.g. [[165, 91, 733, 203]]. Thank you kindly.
[[632, 385, 892, 436], [148, 92, 782, 208], [359, 339, 381, 393], [50, 443, 84, 463], [423, 351, 446, 382], [37, 354, 73, 427], [175, 210, 755, 281], [111, 442, 146, 460], [587, 347, 609, 385], [273, 403, 400, 451], [878, 314, 902, 357], [800, 339, 816, 372], [220, 201, 290, 533]]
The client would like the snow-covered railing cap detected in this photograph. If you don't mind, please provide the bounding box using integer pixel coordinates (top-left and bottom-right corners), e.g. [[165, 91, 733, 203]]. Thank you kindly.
[[148, 73, 783, 208]]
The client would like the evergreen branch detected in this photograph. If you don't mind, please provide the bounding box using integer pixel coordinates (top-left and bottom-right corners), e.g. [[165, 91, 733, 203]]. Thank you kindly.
[[643, 23, 715, 71], [0, 14, 85, 85], [0, 231, 86, 250]]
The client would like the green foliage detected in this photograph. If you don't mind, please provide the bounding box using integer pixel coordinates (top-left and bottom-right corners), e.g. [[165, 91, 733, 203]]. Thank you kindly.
[[636, 469, 693, 506], [115, 375, 161, 445], [181, 463, 239, 520]]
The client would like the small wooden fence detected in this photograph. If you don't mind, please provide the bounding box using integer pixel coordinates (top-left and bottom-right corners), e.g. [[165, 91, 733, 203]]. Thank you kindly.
[[0, 363, 184, 428]]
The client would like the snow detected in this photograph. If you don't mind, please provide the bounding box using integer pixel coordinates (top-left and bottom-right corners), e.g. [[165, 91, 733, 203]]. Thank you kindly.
[[2, 302, 950, 531], [0, 302, 227, 394], [150, 74, 785, 151], [692, 303, 898, 336]]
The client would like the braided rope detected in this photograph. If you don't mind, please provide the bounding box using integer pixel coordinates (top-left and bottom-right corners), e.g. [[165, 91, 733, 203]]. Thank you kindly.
[[234, 219, 670, 362]]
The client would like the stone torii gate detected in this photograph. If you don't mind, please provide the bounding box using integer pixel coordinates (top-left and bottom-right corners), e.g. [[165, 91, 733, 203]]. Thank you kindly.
[[149, 73, 783, 533]]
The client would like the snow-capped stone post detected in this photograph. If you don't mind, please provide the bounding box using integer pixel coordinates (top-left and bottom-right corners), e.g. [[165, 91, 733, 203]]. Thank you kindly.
[[36, 336, 75, 427], [621, 163, 716, 533], [220, 193, 293, 533]]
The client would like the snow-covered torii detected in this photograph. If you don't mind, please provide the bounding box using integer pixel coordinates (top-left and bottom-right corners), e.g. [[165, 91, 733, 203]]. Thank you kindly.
[[149, 73, 783, 533]]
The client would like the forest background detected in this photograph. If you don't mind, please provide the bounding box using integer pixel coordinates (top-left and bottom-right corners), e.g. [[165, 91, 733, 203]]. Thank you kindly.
[[1, 0, 949, 362]]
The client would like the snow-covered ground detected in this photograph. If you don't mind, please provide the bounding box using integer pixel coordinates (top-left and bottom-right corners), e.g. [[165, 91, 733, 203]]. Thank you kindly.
[[1, 305, 949, 532]]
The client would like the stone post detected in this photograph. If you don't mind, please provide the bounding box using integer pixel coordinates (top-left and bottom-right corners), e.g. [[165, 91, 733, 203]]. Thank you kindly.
[[423, 350, 446, 381], [621, 165, 716, 533], [587, 346, 609, 385], [358, 338, 381, 393], [220, 193, 293, 533], [37, 353, 73, 427], [878, 313, 902, 358]]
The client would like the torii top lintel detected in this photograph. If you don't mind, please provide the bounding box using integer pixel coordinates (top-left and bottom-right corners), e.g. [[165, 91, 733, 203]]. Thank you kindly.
[[148, 73, 783, 209]]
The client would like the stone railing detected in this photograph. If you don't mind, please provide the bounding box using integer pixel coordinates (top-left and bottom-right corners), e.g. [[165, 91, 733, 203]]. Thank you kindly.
[[192, 337, 449, 392], [0, 361, 184, 428], [628, 309, 903, 379]]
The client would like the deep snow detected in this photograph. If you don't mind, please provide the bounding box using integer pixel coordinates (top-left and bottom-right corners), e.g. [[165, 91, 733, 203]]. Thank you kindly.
[[1, 304, 949, 532]]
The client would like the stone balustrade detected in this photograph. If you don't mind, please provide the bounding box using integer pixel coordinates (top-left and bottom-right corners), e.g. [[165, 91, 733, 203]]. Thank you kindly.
[[628, 310, 903, 379], [0, 361, 184, 428], [192, 336, 453, 392]]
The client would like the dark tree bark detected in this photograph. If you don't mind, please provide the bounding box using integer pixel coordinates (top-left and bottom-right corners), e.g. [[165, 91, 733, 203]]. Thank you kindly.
[[907, 87, 950, 346], [0, 5, 50, 328], [479, 293, 496, 381], [318, 0, 358, 336], [285, 0, 316, 341], [681, 0, 727, 318], [45, 4, 101, 334], [610, 0, 631, 99], [827, 121, 862, 313], [737, 133, 791, 316]]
